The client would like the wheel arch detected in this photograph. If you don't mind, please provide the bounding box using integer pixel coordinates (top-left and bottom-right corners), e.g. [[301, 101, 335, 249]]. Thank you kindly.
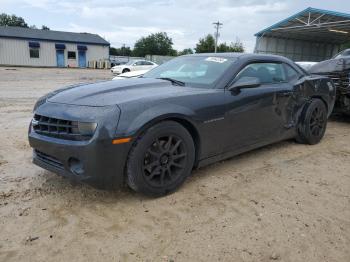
[[310, 95, 329, 113], [131, 114, 201, 167], [299, 96, 329, 118], [296, 96, 328, 133]]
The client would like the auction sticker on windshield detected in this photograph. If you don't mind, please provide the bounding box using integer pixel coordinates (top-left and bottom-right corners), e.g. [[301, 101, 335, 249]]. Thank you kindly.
[[205, 57, 228, 63]]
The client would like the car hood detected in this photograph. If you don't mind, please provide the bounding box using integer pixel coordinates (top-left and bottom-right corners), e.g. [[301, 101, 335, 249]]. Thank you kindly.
[[309, 57, 350, 74], [47, 78, 200, 107]]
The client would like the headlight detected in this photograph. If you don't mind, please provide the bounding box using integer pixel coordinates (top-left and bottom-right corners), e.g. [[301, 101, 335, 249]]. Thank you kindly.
[[78, 122, 98, 136], [72, 122, 97, 136]]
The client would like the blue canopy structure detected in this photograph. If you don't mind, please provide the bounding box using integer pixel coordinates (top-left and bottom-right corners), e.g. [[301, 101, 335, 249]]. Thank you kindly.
[[254, 7, 350, 61]]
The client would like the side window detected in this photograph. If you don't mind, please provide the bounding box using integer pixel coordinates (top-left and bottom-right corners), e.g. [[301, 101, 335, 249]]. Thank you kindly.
[[144, 61, 154, 65], [67, 51, 76, 60], [235, 62, 286, 84], [135, 61, 143, 66], [284, 64, 299, 82], [28, 42, 40, 58], [29, 48, 39, 58]]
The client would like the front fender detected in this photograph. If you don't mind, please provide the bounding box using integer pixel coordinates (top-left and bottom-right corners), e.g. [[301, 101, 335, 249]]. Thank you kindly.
[[115, 102, 198, 137]]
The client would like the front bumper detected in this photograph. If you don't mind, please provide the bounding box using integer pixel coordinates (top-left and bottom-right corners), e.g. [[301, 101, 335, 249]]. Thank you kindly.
[[28, 102, 131, 189], [111, 68, 121, 74]]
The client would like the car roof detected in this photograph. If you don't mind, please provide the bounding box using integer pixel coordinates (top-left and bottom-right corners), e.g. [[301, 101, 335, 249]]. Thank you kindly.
[[186, 52, 293, 63]]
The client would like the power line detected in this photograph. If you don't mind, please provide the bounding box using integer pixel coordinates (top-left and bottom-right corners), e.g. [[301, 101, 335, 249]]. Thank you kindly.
[[213, 21, 223, 53]]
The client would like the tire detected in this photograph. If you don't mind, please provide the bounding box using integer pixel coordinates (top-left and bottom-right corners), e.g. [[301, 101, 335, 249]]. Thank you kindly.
[[296, 99, 328, 145], [122, 68, 130, 73], [126, 121, 195, 196]]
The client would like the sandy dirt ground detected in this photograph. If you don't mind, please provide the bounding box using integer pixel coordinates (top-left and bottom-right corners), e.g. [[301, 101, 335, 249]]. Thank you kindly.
[[0, 67, 349, 262]]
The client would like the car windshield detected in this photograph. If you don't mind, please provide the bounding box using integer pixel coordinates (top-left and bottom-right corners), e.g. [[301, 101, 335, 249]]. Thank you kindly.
[[143, 56, 236, 88]]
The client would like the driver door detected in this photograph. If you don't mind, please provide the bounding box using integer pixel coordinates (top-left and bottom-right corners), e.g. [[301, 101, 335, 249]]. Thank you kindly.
[[143, 61, 155, 70], [133, 61, 144, 71], [223, 62, 293, 153]]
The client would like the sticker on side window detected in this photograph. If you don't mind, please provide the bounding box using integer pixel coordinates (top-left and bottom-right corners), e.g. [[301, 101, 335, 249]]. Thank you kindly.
[[205, 57, 227, 63]]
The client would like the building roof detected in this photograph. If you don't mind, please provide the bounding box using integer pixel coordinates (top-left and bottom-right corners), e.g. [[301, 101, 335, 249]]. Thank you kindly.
[[0, 26, 110, 46], [255, 7, 350, 44]]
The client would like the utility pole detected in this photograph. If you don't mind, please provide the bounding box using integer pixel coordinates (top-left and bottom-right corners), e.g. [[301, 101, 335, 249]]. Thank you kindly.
[[122, 43, 126, 56], [213, 21, 223, 53]]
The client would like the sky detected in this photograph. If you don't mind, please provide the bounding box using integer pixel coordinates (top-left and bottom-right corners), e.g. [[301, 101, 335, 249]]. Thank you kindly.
[[1, 0, 350, 52]]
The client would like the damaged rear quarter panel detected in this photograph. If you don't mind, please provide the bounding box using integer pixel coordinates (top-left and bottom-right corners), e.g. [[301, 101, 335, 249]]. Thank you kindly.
[[292, 75, 336, 121]]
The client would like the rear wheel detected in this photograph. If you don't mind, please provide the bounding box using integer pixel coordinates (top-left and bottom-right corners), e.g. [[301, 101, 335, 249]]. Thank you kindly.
[[296, 99, 327, 145], [126, 121, 195, 196]]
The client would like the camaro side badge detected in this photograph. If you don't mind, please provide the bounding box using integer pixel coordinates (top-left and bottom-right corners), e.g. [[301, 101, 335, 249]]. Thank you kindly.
[[204, 117, 224, 124]]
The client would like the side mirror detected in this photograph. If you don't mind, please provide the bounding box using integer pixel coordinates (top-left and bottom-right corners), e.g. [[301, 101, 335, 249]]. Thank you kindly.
[[228, 76, 261, 91]]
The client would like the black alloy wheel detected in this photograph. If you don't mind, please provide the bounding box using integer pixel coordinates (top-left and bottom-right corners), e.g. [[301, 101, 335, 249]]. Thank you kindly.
[[126, 121, 195, 196], [309, 105, 326, 137], [143, 135, 187, 188], [296, 99, 328, 145]]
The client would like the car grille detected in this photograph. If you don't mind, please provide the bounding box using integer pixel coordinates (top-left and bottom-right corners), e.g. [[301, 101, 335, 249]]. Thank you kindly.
[[32, 114, 90, 141], [35, 150, 64, 170]]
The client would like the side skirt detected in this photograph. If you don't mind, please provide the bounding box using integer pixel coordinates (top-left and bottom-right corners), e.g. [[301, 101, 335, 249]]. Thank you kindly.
[[196, 134, 295, 169]]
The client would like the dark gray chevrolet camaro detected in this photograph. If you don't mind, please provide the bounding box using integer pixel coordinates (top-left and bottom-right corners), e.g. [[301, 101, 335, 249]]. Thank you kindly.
[[29, 53, 336, 196]]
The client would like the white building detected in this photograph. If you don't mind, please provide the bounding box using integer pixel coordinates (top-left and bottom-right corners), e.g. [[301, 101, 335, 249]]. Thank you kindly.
[[0, 26, 110, 68]]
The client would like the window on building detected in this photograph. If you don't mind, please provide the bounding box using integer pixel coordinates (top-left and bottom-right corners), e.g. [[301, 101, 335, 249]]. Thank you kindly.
[[29, 48, 40, 58], [68, 51, 76, 59]]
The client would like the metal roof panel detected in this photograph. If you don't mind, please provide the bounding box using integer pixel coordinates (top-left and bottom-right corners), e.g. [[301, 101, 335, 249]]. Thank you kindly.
[[0, 26, 110, 46], [255, 7, 350, 37]]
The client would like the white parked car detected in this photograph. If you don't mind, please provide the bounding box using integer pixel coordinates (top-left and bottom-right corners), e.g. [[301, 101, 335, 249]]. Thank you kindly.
[[111, 60, 157, 74], [112, 69, 149, 80]]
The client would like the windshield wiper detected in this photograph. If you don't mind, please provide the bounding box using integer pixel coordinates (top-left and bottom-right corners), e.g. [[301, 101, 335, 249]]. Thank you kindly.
[[157, 77, 185, 86]]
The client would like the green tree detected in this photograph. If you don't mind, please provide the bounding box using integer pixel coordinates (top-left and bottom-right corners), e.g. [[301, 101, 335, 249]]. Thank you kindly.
[[195, 34, 244, 53], [340, 42, 350, 50], [41, 25, 50, 30], [0, 13, 28, 27], [231, 40, 245, 52], [110, 47, 118, 56], [178, 48, 194, 55], [217, 40, 244, 53], [110, 46, 132, 56], [195, 34, 215, 53], [133, 32, 176, 57]]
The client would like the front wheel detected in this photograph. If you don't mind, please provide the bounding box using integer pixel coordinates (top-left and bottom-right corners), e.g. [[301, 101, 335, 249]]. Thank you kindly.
[[126, 121, 195, 196], [296, 99, 328, 145]]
